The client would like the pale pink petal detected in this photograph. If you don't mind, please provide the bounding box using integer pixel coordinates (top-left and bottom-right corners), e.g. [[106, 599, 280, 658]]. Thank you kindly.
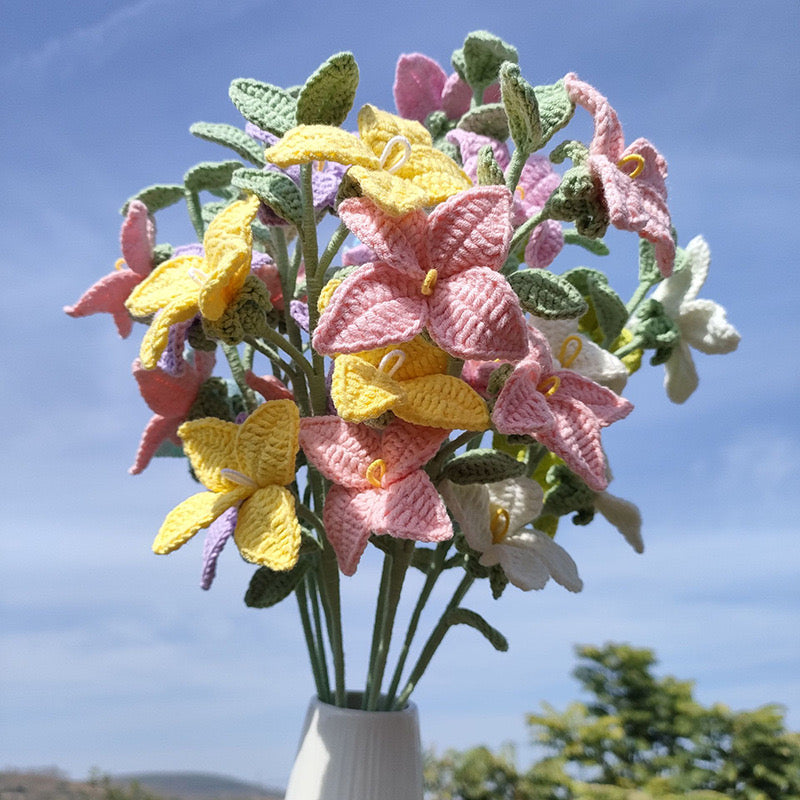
[[129, 414, 180, 475], [427, 186, 513, 277], [563, 72, 625, 161], [524, 220, 564, 269], [299, 416, 380, 489], [323, 485, 376, 575], [393, 53, 448, 122], [428, 269, 527, 361], [441, 72, 473, 119], [381, 419, 449, 482], [132, 357, 206, 416], [446, 129, 511, 175], [63, 269, 142, 338], [492, 365, 555, 436], [555, 370, 633, 427], [372, 473, 453, 542], [245, 371, 294, 401], [312, 262, 427, 355], [120, 200, 156, 276]]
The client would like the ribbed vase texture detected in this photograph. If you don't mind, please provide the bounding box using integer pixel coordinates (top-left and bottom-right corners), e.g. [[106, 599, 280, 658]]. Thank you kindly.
[[284, 693, 423, 800]]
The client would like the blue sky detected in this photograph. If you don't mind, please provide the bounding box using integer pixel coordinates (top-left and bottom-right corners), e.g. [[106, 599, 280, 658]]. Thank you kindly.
[[1, 0, 799, 789]]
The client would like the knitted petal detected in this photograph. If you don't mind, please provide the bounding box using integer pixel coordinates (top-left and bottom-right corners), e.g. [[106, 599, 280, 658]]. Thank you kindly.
[[394, 146, 472, 207], [322, 484, 375, 576], [178, 417, 240, 492], [153, 488, 246, 554], [593, 491, 643, 554], [428, 269, 527, 361], [125, 255, 202, 316], [486, 477, 544, 534], [438, 480, 493, 553], [486, 542, 552, 590], [441, 71, 473, 119], [679, 299, 741, 354], [381, 419, 449, 482], [121, 199, 155, 276], [555, 370, 633, 426], [393, 53, 447, 122], [234, 485, 301, 571], [129, 414, 178, 475], [200, 506, 238, 589], [682, 235, 711, 302], [265, 125, 379, 169], [245, 371, 294, 401], [63, 269, 142, 338], [446, 129, 511, 173], [330, 355, 405, 423], [497, 532, 582, 592], [358, 103, 433, 152], [138, 295, 199, 370], [337, 197, 428, 274], [493, 366, 555, 436], [373, 472, 453, 542], [312, 262, 426, 354], [198, 196, 259, 321], [427, 186, 513, 277], [236, 400, 299, 487], [395, 374, 489, 431], [299, 416, 381, 489], [523, 219, 564, 269], [132, 357, 205, 416], [347, 164, 430, 217], [663, 341, 699, 404], [563, 72, 625, 161]]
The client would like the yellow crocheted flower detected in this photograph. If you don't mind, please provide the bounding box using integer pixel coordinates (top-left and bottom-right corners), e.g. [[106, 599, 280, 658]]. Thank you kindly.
[[331, 336, 489, 430], [152, 399, 302, 571], [264, 105, 471, 215], [125, 195, 260, 368]]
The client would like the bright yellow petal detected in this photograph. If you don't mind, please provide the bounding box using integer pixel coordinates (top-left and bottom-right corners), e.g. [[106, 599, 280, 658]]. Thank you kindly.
[[357, 104, 432, 153], [178, 417, 241, 491], [138, 295, 199, 369], [265, 125, 379, 170], [392, 336, 449, 380], [397, 146, 472, 205], [236, 400, 299, 487], [395, 374, 489, 431], [152, 488, 247, 554], [331, 355, 404, 423], [125, 255, 204, 316], [347, 165, 429, 216], [234, 485, 301, 571], [199, 196, 260, 321]]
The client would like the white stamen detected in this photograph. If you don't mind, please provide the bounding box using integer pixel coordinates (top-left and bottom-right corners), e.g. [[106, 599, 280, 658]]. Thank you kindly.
[[220, 468, 258, 488], [379, 135, 412, 173], [377, 349, 407, 378], [188, 267, 209, 285]]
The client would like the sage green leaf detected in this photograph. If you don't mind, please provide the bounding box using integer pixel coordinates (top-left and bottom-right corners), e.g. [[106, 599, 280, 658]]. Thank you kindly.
[[562, 268, 628, 346], [563, 229, 610, 255], [296, 51, 359, 126], [445, 607, 509, 652], [190, 122, 266, 167], [532, 79, 575, 148], [229, 78, 297, 136], [477, 144, 506, 186], [457, 103, 509, 140], [183, 160, 242, 194], [508, 269, 588, 319], [411, 546, 435, 572], [120, 184, 184, 215], [151, 243, 174, 266], [454, 30, 518, 96], [542, 463, 596, 519], [500, 62, 541, 154], [244, 554, 313, 609], [441, 448, 526, 485], [232, 167, 303, 227], [543, 163, 609, 238]]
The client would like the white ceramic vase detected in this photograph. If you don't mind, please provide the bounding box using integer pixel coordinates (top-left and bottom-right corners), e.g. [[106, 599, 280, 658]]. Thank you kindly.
[[284, 692, 423, 800]]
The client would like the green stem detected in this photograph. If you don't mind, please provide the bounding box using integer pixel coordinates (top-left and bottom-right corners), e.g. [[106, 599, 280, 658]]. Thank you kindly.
[[505, 147, 528, 196], [626, 280, 654, 316], [384, 541, 451, 709], [246, 332, 314, 382], [393, 572, 475, 710], [185, 190, 205, 240], [363, 551, 395, 709], [221, 343, 258, 412], [508, 208, 549, 257], [295, 580, 328, 700], [315, 221, 350, 284], [307, 571, 332, 702]]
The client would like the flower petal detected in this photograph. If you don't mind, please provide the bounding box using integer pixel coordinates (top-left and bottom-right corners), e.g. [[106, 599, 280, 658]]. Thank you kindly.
[[373, 472, 453, 542], [64, 269, 142, 338], [395, 146, 472, 207], [138, 295, 199, 369], [330, 355, 405, 423], [234, 485, 301, 571], [129, 414, 179, 475], [663, 341, 699, 404], [393, 53, 447, 122], [236, 400, 299, 487], [381, 418, 448, 481], [125, 255, 202, 317], [322, 484, 375, 576], [347, 165, 430, 216], [679, 299, 741, 355], [486, 477, 544, 534], [201, 506, 238, 589], [121, 199, 155, 277], [357, 104, 433, 151], [438, 480, 493, 553], [265, 125, 378, 169], [493, 365, 554, 435], [395, 374, 489, 431], [178, 417, 241, 492]]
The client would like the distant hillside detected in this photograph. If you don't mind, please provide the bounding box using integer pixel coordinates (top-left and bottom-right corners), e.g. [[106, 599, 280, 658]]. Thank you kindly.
[[0, 771, 283, 800]]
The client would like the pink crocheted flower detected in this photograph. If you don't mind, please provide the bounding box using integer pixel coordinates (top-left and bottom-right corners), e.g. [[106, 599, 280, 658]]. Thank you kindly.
[[491, 326, 633, 491], [64, 200, 155, 337], [129, 349, 216, 474], [563, 73, 675, 276], [393, 53, 501, 123], [298, 417, 452, 575], [447, 129, 564, 269], [313, 186, 528, 362]]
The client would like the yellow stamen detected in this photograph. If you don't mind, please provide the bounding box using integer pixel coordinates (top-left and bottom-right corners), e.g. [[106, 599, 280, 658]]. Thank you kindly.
[[114, 257, 126, 271], [490, 505, 510, 545], [515, 184, 526, 201], [220, 468, 258, 488], [617, 153, 645, 179], [378, 349, 407, 378], [538, 375, 561, 396], [421, 269, 438, 296], [366, 458, 387, 489], [379, 135, 412, 174], [558, 335, 583, 368]]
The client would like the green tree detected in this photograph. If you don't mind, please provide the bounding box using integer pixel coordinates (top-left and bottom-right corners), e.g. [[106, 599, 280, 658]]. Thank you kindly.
[[425, 643, 800, 800]]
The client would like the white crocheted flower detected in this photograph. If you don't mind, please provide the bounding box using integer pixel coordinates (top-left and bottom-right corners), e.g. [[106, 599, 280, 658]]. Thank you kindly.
[[440, 477, 583, 592], [651, 235, 741, 403]]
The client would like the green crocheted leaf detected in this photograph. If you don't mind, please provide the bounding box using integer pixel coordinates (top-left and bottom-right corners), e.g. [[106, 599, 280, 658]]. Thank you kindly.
[[232, 167, 303, 227], [563, 268, 628, 346], [563, 229, 610, 255], [476, 144, 506, 186], [441, 448, 527, 485], [457, 103, 509, 141], [500, 62, 541, 154], [183, 160, 242, 194], [244, 554, 313, 609], [411, 546, 435, 572], [190, 122, 266, 167], [508, 269, 588, 319], [532, 79, 575, 148], [453, 31, 518, 95], [542, 464, 595, 518], [296, 52, 359, 126], [120, 184, 185, 215], [229, 78, 297, 136], [445, 607, 509, 652]]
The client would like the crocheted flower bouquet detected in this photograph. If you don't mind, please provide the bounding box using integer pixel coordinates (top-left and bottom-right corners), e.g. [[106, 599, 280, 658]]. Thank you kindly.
[[66, 31, 740, 711]]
